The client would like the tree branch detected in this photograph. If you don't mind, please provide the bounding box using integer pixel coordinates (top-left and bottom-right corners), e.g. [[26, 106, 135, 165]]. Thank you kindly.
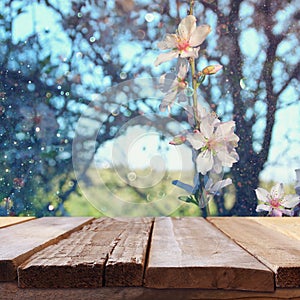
[[275, 62, 300, 99]]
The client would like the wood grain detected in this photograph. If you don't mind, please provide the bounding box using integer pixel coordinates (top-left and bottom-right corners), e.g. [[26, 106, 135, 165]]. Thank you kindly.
[[208, 217, 300, 288], [0, 217, 35, 228], [105, 217, 153, 287], [250, 217, 300, 240], [145, 217, 274, 291], [0, 217, 93, 281], [18, 218, 153, 288]]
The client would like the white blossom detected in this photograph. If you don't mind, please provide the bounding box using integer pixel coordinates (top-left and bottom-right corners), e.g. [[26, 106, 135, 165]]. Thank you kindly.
[[159, 58, 189, 111], [256, 183, 300, 216], [187, 117, 239, 175], [154, 15, 211, 66]]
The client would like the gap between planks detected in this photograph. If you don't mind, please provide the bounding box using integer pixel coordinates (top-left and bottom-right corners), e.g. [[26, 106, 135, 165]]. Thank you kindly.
[[7, 217, 299, 291], [104, 217, 154, 287], [18, 217, 154, 288], [0, 217, 94, 281]]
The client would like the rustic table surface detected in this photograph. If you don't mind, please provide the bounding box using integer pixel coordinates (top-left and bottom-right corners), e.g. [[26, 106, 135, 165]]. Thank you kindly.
[[0, 216, 300, 300]]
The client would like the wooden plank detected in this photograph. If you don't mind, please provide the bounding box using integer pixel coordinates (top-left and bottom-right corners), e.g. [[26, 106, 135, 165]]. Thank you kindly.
[[18, 218, 153, 288], [2, 283, 300, 300], [0, 217, 93, 281], [105, 217, 153, 287], [0, 217, 35, 228], [250, 217, 300, 241], [18, 218, 110, 288], [144, 217, 274, 291], [208, 217, 300, 288]]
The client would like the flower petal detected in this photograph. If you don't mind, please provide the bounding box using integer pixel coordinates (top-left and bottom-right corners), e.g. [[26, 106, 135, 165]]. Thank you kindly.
[[185, 105, 195, 127], [176, 57, 189, 78], [159, 73, 177, 92], [279, 208, 294, 216], [159, 89, 178, 111], [229, 149, 239, 162], [200, 117, 214, 138], [216, 121, 236, 138], [177, 90, 188, 103], [157, 34, 177, 50], [281, 194, 300, 208], [196, 149, 214, 175], [178, 15, 196, 41], [212, 158, 223, 174], [256, 203, 271, 213], [205, 178, 232, 194], [189, 25, 211, 47], [185, 103, 209, 127], [270, 183, 284, 200], [204, 178, 214, 191], [180, 47, 199, 58], [216, 148, 238, 167], [270, 209, 283, 217], [255, 187, 270, 202], [154, 51, 179, 66], [186, 132, 205, 150]]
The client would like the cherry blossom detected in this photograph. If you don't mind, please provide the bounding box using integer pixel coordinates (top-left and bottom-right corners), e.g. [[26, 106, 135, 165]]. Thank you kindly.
[[187, 117, 239, 175], [154, 15, 211, 66], [154, 10, 239, 212], [255, 183, 300, 216], [172, 176, 232, 207]]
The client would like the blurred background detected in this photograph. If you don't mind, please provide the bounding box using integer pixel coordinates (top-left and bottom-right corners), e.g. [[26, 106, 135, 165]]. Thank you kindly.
[[0, 0, 299, 217]]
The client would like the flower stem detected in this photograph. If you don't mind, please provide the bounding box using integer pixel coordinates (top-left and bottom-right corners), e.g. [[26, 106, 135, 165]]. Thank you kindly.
[[188, 0, 199, 131], [189, 0, 210, 217], [189, 57, 200, 130], [189, 0, 195, 15], [206, 201, 211, 216]]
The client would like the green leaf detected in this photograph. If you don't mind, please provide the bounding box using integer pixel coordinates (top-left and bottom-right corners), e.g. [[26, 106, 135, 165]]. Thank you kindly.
[[178, 196, 189, 202], [178, 195, 198, 206]]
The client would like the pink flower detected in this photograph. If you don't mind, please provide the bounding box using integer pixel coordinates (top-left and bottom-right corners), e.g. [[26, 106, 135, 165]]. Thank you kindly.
[[255, 183, 300, 216], [186, 117, 239, 175], [154, 15, 211, 66]]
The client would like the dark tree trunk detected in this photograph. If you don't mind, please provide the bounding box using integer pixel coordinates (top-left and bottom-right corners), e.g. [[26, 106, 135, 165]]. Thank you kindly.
[[201, 0, 293, 215]]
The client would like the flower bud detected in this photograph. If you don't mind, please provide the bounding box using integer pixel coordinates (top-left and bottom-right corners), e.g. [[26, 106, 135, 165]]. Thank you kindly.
[[177, 79, 188, 89], [169, 135, 186, 145], [201, 65, 223, 75]]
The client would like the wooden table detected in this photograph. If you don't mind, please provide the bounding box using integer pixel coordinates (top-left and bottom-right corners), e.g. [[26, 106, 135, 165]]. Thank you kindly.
[[1, 216, 300, 299]]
